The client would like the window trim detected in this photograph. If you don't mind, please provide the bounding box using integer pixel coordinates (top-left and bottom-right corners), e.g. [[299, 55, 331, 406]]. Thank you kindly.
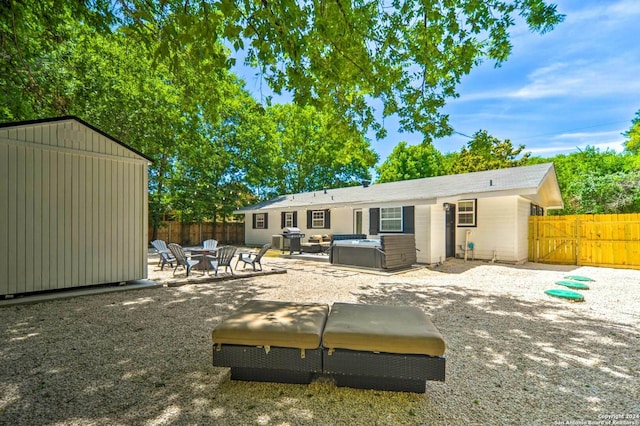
[[311, 210, 325, 228], [380, 206, 403, 232], [457, 199, 477, 227], [255, 213, 266, 229], [284, 211, 294, 227]]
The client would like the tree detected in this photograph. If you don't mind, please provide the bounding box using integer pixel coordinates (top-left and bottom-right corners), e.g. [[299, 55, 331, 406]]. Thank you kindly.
[[237, 104, 379, 197], [623, 110, 640, 154], [448, 130, 530, 174], [528, 146, 638, 214], [376, 141, 445, 183], [2, 0, 565, 140], [565, 171, 640, 214]]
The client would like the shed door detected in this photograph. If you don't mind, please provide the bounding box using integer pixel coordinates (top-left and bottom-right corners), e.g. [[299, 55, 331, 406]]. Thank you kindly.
[[446, 206, 456, 258]]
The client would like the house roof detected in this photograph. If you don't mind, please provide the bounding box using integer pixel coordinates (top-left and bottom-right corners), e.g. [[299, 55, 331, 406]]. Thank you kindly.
[[0, 116, 154, 163], [237, 163, 564, 212]]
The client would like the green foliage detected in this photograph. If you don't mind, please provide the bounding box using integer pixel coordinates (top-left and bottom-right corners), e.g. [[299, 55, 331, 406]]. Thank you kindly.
[[447, 130, 530, 174], [565, 171, 640, 214], [623, 110, 640, 154], [528, 146, 638, 214], [1, 0, 565, 141], [376, 141, 445, 182], [237, 104, 378, 197]]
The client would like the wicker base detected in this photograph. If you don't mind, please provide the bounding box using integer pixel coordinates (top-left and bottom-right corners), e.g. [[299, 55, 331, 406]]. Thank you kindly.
[[323, 349, 445, 393], [213, 344, 322, 384]]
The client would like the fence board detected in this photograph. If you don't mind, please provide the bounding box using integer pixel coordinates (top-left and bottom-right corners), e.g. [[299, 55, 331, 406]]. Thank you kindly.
[[149, 221, 244, 246], [529, 214, 640, 270]]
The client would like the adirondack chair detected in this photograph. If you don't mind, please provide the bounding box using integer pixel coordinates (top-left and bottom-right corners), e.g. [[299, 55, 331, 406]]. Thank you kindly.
[[211, 245, 237, 276], [237, 243, 271, 271], [168, 243, 203, 277], [151, 239, 175, 270], [203, 239, 218, 251]]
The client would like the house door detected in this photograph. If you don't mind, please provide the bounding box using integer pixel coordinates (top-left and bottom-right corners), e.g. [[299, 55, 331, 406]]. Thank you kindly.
[[354, 209, 363, 234], [445, 205, 456, 258]]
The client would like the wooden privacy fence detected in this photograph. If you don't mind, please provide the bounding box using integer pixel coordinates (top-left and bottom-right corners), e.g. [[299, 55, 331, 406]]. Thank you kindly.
[[149, 221, 244, 246], [529, 214, 640, 270]]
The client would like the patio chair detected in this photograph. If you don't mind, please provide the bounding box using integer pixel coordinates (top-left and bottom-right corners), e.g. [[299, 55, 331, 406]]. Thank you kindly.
[[237, 243, 271, 271], [211, 245, 237, 276], [203, 239, 218, 251], [168, 243, 204, 277], [151, 239, 175, 270]]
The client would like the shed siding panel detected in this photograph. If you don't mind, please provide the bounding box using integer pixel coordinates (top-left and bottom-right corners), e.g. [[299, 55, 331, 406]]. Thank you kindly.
[[64, 152, 73, 287], [17, 147, 27, 292], [32, 148, 43, 291], [0, 142, 7, 292], [24, 147, 35, 292], [0, 119, 149, 296]]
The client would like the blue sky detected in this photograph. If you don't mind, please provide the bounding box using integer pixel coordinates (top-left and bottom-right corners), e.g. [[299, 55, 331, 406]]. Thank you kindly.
[[234, 0, 640, 163]]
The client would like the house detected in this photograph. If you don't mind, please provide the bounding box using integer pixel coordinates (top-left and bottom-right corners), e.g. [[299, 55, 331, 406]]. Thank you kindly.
[[0, 116, 153, 296], [235, 163, 563, 264]]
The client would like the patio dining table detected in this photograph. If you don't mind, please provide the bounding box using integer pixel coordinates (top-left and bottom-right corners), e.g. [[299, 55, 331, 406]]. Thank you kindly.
[[190, 248, 218, 272]]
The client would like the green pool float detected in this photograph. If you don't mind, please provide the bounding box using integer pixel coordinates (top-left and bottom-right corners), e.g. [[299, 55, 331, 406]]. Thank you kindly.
[[555, 280, 590, 290], [545, 289, 585, 302], [564, 275, 595, 282]]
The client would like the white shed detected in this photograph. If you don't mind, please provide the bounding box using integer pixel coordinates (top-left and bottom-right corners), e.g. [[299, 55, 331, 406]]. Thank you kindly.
[[0, 116, 152, 297]]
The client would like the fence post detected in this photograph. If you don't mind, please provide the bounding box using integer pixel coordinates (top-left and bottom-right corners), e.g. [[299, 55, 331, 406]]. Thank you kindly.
[[575, 215, 580, 266]]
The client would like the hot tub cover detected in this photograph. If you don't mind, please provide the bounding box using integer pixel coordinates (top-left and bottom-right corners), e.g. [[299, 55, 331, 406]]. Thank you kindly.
[[332, 239, 381, 247], [322, 303, 446, 356]]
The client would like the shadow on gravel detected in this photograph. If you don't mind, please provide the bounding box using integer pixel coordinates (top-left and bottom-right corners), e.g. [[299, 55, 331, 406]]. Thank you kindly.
[[357, 281, 640, 423]]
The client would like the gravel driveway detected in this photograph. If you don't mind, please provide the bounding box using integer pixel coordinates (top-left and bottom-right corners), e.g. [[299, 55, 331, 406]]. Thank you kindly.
[[1, 256, 639, 425]]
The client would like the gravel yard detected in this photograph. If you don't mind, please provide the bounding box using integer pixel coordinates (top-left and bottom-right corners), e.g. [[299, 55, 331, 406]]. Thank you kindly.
[[1, 255, 639, 425]]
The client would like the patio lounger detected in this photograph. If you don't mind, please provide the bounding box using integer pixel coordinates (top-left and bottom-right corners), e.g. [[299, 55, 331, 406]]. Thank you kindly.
[[322, 302, 446, 393], [212, 300, 329, 384]]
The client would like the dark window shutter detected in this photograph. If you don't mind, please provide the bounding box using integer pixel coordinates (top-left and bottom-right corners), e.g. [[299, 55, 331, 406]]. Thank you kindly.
[[403, 206, 415, 233], [307, 210, 312, 228], [293, 211, 298, 227], [369, 208, 380, 235], [281, 212, 285, 228], [324, 210, 331, 229], [264, 213, 268, 229], [252, 213, 257, 229]]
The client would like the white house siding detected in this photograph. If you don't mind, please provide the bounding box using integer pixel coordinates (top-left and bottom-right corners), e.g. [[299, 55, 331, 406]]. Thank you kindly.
[[414, 204, 431, 264], [515, 197, 533, 261], [245, 206, 354, 246], [0, 118, 149, 296], [456, 196, 522, 262]]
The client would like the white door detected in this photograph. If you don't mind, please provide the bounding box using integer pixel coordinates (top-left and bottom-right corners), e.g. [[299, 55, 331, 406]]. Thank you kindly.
[[354, 209, 363, 234]]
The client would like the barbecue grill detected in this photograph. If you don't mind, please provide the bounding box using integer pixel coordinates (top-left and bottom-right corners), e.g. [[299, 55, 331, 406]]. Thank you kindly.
[[282, 227, 305, 254]]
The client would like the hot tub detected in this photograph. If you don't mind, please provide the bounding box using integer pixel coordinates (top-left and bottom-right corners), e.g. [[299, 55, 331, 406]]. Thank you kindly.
[[330, 234, 417, 270], [330, 239, 384, 269]]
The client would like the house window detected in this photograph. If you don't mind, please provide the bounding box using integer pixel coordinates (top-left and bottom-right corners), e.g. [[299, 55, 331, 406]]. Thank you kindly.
[[380, 207, 403, 232], [311, 210, 325, 228], [457, 200, 476, 227], [254, 213, 266, 229], [530, 204, 544, 216], [284, 212, 294, 227]]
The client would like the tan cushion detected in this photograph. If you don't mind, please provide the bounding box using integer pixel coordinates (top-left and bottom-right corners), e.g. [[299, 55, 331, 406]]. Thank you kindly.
[[322, 303, 446, 356], [309, 234, 323, 243], [212, 300, 329, 349]]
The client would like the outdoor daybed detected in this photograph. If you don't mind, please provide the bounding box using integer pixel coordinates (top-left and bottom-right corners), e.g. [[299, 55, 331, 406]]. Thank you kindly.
[[212, 300, 329, 384], [322, 302, 446, 393], [212, 300, 446, 392]]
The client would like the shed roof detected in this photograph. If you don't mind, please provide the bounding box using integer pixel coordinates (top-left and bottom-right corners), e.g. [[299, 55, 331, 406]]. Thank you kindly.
[[0, 116, 153, 163], [237, 163, 563, 212]]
